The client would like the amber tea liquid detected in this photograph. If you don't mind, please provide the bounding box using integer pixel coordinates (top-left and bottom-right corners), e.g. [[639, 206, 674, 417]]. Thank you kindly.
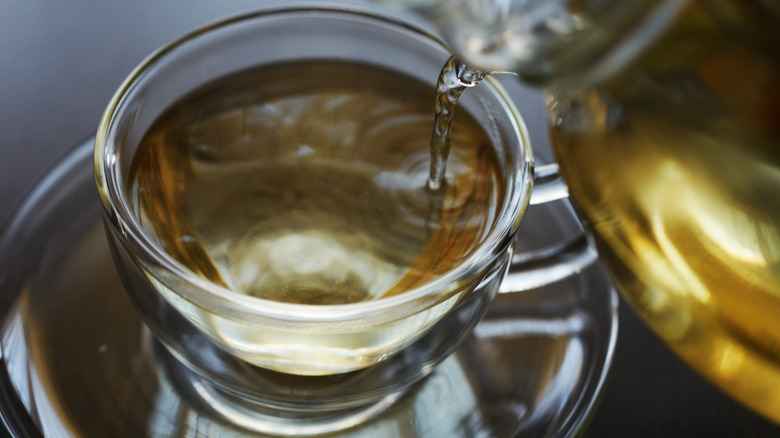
[[128, 61, 502, 306]]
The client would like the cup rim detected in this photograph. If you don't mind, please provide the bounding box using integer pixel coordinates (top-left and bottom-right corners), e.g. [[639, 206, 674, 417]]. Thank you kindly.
[[94, 5, 534, 323]]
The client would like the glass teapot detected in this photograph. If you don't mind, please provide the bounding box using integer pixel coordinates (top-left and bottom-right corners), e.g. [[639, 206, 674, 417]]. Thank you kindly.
[[385, 0, 780, 424]]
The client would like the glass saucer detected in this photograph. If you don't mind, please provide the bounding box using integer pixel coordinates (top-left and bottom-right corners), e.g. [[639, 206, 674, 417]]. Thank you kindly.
[[0, 138, 617, 437]]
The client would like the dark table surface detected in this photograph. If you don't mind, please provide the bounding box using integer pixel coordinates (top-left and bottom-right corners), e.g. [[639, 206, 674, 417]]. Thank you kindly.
[[2, 1, 780, 436]]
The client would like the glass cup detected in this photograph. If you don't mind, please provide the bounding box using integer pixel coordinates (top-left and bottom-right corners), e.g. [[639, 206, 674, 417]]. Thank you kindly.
[[94, 5, 593, 434]]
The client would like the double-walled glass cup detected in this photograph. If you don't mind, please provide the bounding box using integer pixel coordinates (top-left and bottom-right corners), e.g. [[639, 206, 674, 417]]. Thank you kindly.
[[95, 5, 590, 433]]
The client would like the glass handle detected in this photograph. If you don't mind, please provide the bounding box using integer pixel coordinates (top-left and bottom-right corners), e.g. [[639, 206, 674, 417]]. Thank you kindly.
[[500, 163, 599, 293], [529, 163, 568, 205]]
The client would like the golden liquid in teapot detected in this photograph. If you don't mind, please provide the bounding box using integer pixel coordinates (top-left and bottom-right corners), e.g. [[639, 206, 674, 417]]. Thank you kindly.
[[549, 1, 780, 422]]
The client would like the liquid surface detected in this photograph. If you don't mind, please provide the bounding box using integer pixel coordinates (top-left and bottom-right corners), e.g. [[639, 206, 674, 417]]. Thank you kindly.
[[549, 2, 780, 423], [128, 61, 502, 305]]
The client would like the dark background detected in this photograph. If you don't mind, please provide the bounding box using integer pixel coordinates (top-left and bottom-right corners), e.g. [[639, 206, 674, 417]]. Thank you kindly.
[[1, 1, 779, 436]]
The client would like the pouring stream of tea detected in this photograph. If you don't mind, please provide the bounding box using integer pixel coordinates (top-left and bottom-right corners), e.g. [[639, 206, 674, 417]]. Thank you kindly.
[[428, 56, 488, 192]]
